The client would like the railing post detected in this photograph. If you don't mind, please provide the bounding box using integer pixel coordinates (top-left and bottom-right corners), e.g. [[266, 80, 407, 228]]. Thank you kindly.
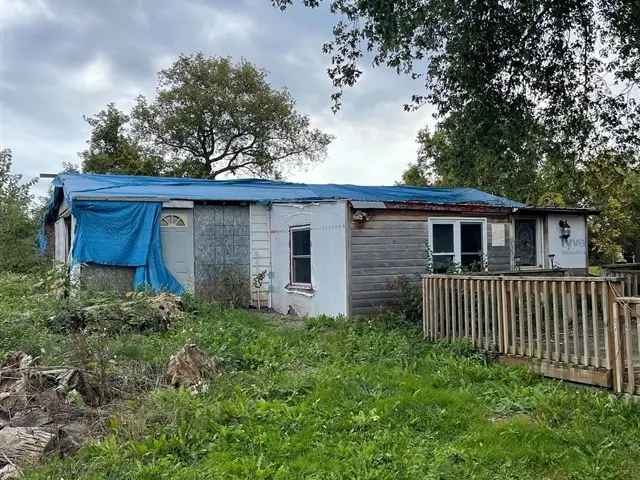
[[500, 277, 509, 354], [608, 281, 624, 393]]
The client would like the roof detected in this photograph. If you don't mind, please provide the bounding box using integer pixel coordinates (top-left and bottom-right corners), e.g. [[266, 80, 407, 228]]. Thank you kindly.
[[515, 206, 600, 215], [48, 173, 525, 210]]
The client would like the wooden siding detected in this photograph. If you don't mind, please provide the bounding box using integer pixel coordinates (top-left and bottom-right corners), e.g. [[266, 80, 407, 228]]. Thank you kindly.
[[250, 204, 271, 307], [350, 210, 428, 315], [487, 217, 511, 271], [349, 209, 514, 315]]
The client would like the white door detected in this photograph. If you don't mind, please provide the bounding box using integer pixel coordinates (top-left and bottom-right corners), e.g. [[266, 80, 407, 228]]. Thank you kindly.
[[160, 208, 195, 292]]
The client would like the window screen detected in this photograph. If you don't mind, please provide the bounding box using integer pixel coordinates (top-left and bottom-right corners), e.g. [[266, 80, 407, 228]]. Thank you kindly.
[[290, 227, 311, 285], [432, 223, 454, 273], [461, 223, 483, 268]]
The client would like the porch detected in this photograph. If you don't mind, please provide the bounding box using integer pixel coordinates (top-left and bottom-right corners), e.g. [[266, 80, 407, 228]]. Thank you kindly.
[[422, 271, 640, 396]]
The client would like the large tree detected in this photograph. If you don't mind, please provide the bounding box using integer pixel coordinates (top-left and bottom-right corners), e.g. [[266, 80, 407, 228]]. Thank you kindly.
[[80, 103, 165, 176], [275, 0, 640, 260], [131, 54, 333, 178], [0, 148, 39, 272]]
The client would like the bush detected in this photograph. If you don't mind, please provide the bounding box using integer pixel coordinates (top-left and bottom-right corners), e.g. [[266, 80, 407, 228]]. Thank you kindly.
[[388, 275, 423, 326]]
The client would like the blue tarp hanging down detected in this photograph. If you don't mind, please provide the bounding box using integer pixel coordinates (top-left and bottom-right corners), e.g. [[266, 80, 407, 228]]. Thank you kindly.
[[71, 200, 184, 295]]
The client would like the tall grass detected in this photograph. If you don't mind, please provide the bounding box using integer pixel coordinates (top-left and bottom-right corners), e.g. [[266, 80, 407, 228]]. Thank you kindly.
[[1, 273, 639, 479]]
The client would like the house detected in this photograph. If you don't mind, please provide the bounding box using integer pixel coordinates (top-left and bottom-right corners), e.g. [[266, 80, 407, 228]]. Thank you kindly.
[[42, 173, 596, 317]]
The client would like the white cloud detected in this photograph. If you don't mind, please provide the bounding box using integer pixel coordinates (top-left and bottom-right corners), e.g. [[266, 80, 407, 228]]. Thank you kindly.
[[69, 55, 113, 94], [0, 0, 55, 31]]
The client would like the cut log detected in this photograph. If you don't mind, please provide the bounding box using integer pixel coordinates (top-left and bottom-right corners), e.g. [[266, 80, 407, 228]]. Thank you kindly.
[[0, 427, 58, 466]]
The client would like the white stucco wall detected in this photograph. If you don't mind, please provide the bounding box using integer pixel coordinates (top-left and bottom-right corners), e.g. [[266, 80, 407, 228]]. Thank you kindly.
[[546, 214, 588, 269], [269, 201, 349, 317]]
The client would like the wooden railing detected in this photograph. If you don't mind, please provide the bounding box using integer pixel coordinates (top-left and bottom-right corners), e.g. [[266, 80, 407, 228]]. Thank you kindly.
[[612, 297, 640, 395], [423, 275, 626, 389]]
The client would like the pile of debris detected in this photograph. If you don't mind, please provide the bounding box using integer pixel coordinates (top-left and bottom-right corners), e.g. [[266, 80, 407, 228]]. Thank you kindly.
[[0, 352, 99, 479], [48, 291, 184, 335]]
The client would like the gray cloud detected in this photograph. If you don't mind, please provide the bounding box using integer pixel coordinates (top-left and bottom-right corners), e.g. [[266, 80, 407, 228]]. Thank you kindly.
[[0, 0, 433, 198]]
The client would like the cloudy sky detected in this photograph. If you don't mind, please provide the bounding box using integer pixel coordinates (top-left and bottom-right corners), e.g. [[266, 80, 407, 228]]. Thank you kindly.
[[0, 0, 435, 197]]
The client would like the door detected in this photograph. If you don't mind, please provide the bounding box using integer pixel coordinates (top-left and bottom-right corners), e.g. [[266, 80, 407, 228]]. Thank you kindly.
[[160, 208, 195, 292], [514, 219, 538, 267]]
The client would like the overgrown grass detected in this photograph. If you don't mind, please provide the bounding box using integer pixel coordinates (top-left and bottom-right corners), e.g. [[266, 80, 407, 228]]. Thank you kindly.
[[2, 272, 640, 479]]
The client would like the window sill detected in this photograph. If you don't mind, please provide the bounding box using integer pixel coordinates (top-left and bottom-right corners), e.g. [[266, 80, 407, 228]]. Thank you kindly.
[[285, 284, 315, 297]]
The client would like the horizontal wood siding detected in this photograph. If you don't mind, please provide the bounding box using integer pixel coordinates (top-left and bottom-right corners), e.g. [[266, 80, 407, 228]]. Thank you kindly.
[[350, 210, 428, 315], [487, 217, 511, 271], [350, 209, 514, 315]]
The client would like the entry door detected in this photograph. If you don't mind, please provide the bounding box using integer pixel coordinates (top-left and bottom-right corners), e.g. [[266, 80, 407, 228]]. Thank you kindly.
[[514, 219, 538, 267], [160, 208, 195, 292]]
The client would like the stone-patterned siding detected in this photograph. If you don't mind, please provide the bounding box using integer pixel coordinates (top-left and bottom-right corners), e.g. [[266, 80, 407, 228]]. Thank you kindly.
[[80, 264, 135, 293], [194, 204, 251, 303]]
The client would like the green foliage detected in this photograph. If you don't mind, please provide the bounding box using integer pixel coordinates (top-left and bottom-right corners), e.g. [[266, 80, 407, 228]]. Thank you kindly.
[[0, 272, 638, 479], [387, 276, 423, 326], [131, 53, 333, 179], [80, 103, 165, 176], [276, 0, 640, 262], [0, 147, 41, 272]]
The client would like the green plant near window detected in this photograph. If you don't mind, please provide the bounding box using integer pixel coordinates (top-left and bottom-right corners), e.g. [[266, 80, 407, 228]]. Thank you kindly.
[[424, 239, 434, 274], [252, 270, 268, 310]]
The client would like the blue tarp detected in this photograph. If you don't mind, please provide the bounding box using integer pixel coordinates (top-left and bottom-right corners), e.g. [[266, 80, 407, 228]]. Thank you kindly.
[[45, 173, 525, 218], [71, 200, 184, 294]]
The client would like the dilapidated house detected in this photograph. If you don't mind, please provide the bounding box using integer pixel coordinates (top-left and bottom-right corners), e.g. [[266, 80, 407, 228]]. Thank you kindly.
[[42, 173, 596, 317]]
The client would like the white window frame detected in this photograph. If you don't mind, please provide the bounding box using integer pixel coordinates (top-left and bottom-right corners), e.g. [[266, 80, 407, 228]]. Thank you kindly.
[[428, 217, 488, 271], [289, 224, 312, 288]]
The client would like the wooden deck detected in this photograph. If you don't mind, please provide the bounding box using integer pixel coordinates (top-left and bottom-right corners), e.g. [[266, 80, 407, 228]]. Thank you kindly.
[[423, 274, 640, 395]]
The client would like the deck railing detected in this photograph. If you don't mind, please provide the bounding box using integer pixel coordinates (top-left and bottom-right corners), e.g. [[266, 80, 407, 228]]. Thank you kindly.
[[613, 297, 640, 395], [423, 274, 630, 391]]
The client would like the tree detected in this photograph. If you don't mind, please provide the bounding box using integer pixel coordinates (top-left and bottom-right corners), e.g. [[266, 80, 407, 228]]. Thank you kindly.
[[81, 103, 165, 176], [0, 148, 39, 272], [275, 0, 640, 260], [131, 54, 333, 178]]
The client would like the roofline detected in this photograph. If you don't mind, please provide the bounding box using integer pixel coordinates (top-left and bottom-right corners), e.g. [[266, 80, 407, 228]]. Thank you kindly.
[[514, 206, 600, 215]]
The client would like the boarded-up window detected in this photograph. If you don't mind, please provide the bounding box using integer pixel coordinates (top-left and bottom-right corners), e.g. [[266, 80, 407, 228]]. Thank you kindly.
[[290, 226, 311, 285]]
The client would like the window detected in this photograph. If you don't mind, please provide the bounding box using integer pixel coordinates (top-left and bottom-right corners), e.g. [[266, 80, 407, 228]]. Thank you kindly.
[[290, 225, 311, 286], [160, 214, 187, 228], [429, 219, 486, 273]]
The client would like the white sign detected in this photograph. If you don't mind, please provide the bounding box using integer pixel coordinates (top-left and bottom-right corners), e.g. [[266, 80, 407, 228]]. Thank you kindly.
[[491, 223, 506, 247]]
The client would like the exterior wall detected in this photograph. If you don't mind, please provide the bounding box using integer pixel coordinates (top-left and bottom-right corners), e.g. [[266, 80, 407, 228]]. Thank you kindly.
[[193, 204, 251, 303], [487, 217, 512, 271], [54, 218, 68, 263], [545, 213, 588, 270], [270, 201, 349, 317], [250, 204, 271, 308], [350, 209, 514, 314], [79, 264, 135, 293], [351, 209, 428, 315]]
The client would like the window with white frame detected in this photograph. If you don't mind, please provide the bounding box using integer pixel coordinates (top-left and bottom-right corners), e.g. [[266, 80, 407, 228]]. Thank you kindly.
[[429, 219, 487, 273], [290, 225, 311, 286]]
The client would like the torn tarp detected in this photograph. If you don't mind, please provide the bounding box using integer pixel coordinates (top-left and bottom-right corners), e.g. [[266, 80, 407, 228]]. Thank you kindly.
[[71, 200, 183, 295]]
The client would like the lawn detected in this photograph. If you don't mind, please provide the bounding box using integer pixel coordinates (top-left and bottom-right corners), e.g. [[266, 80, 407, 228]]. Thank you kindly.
[[2, 272, 640, 479]]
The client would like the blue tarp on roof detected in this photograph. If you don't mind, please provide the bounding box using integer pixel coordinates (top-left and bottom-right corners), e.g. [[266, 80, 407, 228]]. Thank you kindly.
[[46, 173, 524, 218]]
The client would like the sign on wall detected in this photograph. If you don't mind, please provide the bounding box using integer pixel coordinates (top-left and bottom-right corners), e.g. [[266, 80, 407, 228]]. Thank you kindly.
[[546, 214, 587, 269]]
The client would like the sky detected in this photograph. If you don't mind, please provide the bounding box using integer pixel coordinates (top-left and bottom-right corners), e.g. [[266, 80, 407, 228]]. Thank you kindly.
[[0, 0, 436, 198]]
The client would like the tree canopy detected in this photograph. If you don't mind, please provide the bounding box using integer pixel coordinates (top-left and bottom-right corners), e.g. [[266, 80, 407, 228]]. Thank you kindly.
[[275, 0, 640, 261], [131, 54, 333, 179], [81, 103, 164, 176], [0, 148, 39, 272]]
